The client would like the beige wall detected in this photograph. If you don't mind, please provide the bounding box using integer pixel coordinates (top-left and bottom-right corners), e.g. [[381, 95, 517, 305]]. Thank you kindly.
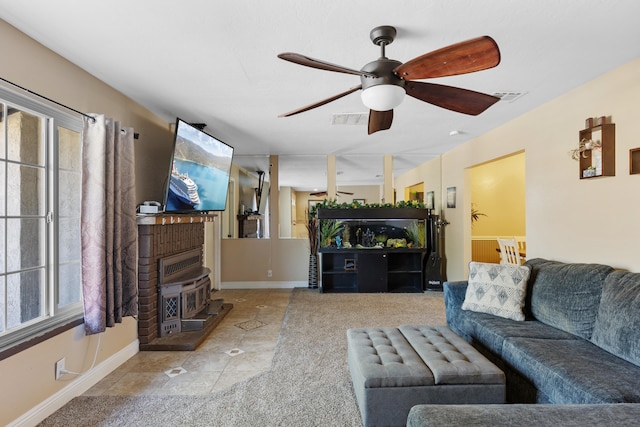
[[395, 157, 442, 208], [221, 156, 309, 285], [279, 186, 294, 237], [0, 19, 172, 425], [436, 57, 640, 280]]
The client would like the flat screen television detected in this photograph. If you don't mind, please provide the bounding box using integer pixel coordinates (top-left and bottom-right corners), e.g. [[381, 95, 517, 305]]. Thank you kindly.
[[163, 118, 234, 212]]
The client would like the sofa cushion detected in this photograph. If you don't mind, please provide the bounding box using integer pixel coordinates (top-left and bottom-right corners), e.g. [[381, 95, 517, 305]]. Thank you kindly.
[[525, 258, 613, 339], [446, 280, 577, 359], [347, 327, 435, 388], [398, 325, 505, 385], [591, 271, 640, 367], [468, 315, 579, 357], [501, 337, 640, 404], [462, 262, 531, 321]]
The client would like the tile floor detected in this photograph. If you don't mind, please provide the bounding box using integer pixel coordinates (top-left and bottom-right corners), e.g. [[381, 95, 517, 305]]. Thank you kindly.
[[84, 288, 292, 396]]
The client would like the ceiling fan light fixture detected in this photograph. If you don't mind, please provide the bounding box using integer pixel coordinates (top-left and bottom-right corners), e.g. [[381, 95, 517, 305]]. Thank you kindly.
[[361, 84, 406, 111]]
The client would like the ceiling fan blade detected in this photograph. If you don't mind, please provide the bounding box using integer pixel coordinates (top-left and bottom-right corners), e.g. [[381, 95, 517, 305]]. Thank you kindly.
[[368, 109, 394, 135], [406, 81, 500, 116], [278, 53, 377, 78], [394, 36, 500, 80], [309, 190, 354, 196], [278, 85, 362, 117]]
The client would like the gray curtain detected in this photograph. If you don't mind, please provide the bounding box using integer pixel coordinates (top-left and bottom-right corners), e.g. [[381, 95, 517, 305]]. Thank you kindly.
[[81, 114, 138, 335]]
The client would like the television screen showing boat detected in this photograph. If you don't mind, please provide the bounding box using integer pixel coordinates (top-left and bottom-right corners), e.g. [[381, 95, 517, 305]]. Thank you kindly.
[[163, 119, 234, 212]]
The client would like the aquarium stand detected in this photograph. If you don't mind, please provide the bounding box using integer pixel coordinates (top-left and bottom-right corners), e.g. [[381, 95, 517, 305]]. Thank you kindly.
[[317, 208, 429, 293]]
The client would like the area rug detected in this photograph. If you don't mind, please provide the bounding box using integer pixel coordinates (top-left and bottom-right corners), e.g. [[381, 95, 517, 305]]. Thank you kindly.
[[39, 289, 446, 426]]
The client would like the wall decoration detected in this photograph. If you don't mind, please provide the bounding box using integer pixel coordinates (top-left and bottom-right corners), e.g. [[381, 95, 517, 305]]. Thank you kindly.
[[570, 137, 601, 161], [630, 148, 640, 175], [447, 187, 457, 208], [425, 191, 434, 210], [576, 120, 615, 179]]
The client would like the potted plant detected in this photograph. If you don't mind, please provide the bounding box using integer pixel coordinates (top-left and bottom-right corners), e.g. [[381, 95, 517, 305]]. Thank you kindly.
[[471, 205, 487, 224]]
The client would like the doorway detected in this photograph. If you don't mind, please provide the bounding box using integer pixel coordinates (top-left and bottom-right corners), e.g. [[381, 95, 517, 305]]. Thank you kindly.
[[469, 152, 526, 263]]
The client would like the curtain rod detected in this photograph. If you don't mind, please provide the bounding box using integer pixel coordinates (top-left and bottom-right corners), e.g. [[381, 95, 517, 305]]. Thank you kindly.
[[0, 76, 139, 139]]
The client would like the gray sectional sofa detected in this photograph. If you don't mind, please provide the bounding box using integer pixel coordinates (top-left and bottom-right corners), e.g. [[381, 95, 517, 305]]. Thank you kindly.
[[406, 403, 640, 426], [407, 258, 640, 425], [444, 257, 640, 404]]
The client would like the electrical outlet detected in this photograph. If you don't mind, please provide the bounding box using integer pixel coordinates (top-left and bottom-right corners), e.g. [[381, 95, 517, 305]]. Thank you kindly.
[[267, 269, 272, 278], [55, 358, 66, 380]]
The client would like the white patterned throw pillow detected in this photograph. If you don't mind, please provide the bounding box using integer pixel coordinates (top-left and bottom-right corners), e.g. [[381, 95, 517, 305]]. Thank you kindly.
[[462, 262, 531, 321]]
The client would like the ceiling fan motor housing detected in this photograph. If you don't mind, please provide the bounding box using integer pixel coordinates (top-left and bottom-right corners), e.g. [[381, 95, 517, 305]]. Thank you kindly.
[[360, 58, 405, 90], [361, 25, 404, 91]]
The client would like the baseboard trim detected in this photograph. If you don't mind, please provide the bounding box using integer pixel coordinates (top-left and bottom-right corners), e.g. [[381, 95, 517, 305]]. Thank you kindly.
[[9, 339, 139, 427], [221, 281, 307, 289]]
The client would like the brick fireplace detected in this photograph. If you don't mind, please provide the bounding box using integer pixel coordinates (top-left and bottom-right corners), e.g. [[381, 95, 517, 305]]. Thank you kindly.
[[137, 215, 231, 350]]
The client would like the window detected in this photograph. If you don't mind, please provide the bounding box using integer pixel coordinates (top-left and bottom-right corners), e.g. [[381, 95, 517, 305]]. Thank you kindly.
[[0, 86, 83, 353]]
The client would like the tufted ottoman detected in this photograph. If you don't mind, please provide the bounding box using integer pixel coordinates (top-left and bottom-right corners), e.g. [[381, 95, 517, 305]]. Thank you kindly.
[[347, 325, 505, 427]]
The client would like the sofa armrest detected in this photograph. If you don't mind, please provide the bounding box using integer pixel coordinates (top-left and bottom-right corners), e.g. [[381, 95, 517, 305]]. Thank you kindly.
[[443, 281, 468, 311], [443, 281, 469, 333]]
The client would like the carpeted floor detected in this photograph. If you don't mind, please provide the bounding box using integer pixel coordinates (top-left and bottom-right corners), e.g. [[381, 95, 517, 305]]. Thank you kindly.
[[39, 288, 446, 427]]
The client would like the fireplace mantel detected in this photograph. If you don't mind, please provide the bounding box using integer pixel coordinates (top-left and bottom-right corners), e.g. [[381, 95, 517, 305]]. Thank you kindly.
[[136, 212, 217, 226]]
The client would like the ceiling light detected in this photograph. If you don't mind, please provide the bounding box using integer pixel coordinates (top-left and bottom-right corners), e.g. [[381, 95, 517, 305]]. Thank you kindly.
[[359, 55, 405, 111], [361, 84, 406, 111], [449, 130, 463, 136]]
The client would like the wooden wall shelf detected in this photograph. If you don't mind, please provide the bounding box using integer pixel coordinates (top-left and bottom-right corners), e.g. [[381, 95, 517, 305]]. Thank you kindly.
[[579, 123, 615, 179]]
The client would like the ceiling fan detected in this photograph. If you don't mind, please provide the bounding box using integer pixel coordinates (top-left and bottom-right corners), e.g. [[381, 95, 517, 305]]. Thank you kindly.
[[278, 26, 501, 134]]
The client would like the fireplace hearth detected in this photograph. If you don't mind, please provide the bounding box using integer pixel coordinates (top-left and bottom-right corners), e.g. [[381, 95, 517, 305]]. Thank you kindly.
[[137, 215, 232, 351]]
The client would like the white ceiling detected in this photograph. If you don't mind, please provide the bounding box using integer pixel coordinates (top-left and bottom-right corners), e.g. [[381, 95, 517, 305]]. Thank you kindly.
[[2, 0, 639, 190]]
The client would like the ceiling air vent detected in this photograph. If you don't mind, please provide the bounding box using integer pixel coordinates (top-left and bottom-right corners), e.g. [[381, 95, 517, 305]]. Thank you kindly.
[[492, 91, 527, 103], [331, 113, 369, 125]]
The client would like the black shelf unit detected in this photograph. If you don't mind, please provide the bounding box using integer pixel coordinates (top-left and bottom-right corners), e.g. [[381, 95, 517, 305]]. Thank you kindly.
[[317, 208, 428, 293], [320, 250, 359, 293], [387, 250, 424, 292], [319, 248, 426, 293]]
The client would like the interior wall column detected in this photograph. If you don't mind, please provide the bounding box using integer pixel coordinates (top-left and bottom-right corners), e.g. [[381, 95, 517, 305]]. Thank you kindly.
[[383, 154, 394, 203], [327, 154, 337, 199], [270, 155, 279, 236]]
